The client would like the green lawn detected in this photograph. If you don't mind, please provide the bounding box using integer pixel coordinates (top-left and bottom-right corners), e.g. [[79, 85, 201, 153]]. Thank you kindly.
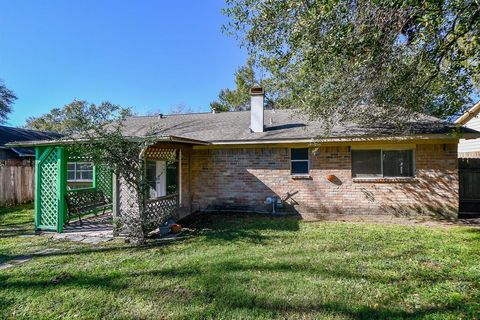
[[1, 206, 480, 319]]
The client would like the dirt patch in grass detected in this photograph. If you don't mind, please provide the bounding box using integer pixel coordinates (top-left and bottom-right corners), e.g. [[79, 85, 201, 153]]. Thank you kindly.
[[300, 213, 480, 228], [181, 211, 480, 229]]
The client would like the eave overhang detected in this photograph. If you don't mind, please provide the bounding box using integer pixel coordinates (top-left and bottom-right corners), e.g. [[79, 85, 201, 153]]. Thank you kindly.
[[6, 135, 211, 148], [206, 132, 480, 145], [7, 132, 480, 149]]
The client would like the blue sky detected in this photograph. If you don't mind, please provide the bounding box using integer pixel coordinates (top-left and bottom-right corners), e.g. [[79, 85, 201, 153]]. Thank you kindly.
[[0, 0, 247, 126]]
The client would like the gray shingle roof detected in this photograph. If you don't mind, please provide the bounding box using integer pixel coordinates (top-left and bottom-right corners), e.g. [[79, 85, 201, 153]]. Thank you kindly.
[[7, 109, 479, 147], [120, 109, 476, 143]]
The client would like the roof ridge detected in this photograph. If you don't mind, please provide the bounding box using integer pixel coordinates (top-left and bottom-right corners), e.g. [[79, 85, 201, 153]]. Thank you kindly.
[[128, 108, 294, 119], [128, 110, 252, 118]]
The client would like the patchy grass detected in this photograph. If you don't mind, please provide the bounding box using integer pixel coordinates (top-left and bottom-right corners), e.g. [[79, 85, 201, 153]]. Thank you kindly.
[[0, 204, 50, 264], [0, 203, 34, 228], [1, 207, 480, 319]]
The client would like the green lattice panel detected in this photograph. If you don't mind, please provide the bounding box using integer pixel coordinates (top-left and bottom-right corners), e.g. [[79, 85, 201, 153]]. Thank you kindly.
[[39, 149, 59, 229], [96, 165, 113, 201]]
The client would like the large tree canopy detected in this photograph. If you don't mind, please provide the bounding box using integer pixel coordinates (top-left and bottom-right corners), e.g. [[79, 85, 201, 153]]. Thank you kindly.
[[210, 58, 275, 112], [0, 80, 17, 124], [25, 100, 132, 134], [223, 0, 480, 126]]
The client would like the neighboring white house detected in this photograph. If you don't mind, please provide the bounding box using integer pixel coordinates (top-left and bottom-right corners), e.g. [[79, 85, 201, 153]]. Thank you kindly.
[[456, 101, 480, 158]]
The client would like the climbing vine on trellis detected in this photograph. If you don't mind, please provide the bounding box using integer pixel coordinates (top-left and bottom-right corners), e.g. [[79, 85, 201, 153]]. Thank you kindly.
[[96, 165, 113, 200]]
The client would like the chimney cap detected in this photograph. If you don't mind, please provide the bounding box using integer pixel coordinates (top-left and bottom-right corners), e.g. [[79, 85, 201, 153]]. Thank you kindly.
[[249, 86, 264, 95]]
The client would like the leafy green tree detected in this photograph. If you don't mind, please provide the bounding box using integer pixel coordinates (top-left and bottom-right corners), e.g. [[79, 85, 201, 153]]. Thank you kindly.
[[66, 113, 152, 244], [0, 80, 17, 124], [223, 0, 480, 125], [63, 101, 173, 244], [210, 58, 274, 111], [25, 100, 132, 134]]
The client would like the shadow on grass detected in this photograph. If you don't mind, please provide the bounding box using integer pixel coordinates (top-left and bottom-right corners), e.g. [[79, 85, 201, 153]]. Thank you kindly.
[[0, 203, 35, 239], [178, 212, 300, 243], [0, 204, 34, 222], [0, 260, 472, 319], [2, 212, 479, 318], [0, 227, 35, 239], [0, 214, 296, 261]]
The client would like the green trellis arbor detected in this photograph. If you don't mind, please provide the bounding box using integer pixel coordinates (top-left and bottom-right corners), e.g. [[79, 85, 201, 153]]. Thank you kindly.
[[35, 146, 112, 233]]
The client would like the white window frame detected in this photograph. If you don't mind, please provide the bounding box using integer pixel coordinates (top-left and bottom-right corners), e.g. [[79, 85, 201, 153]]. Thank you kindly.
[[67, 162, 94, 182], [290, 148, 310, 176], [351, 146, 416, 178]]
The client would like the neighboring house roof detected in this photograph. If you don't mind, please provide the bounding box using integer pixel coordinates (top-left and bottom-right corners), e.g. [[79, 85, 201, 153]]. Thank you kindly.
[[7, 109, 480, 147], [0, 125, 63, 156], [455, 101, 480, 125]]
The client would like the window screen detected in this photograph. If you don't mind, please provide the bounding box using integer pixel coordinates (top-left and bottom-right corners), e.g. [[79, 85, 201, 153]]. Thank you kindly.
[[291, 148, 309, 175], [352, 150, 382, 177], [352, 149, 414, 178], [383, 150, 414, 177]]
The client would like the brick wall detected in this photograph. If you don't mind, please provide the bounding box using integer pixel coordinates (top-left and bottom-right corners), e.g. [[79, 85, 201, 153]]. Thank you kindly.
[[189, 143, 458, 217]]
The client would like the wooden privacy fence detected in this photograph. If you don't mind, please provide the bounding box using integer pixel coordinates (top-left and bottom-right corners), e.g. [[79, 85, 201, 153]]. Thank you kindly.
[[0, 166, 34, 207], [459, 158, 480, 213]]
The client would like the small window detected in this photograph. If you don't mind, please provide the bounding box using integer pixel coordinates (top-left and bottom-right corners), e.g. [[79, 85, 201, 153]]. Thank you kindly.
[[291, 148, 309, 175], [67, 162, 94, 190], [67, 162, 94, 182], [352, 149, 414, 178]]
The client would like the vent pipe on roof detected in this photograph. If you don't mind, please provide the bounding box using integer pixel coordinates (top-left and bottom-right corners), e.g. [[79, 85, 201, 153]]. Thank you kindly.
[[250, 86, 264, 133]]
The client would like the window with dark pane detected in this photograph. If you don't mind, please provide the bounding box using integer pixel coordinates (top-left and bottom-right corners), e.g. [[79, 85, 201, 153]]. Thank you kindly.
[[291, 148, 309, 161], [146, 160, 157, 192], [351, 150, 382, 177], [291, 148, 309, 175], [166, 161, 178, 194], [383, 150, 414, 177]]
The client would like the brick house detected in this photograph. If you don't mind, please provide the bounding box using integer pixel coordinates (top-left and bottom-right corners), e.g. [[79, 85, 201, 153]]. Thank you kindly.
[[9, 89, 480, 232], [111, 88, 479, 219]]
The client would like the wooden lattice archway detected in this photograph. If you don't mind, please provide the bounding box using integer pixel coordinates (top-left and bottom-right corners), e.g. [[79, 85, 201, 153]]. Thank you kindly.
[[34, 146, 113, 233]]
